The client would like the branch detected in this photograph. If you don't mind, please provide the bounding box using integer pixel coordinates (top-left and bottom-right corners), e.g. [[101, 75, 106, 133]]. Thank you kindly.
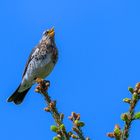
[[35, 78, 90, 140], [68, 112, 90, 140], [107, 83, 140, 140], [35, 78, 69, 140]]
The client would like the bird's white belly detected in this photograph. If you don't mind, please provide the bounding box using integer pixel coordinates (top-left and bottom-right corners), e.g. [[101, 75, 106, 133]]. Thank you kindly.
[[35, 60, 55, 78], [20, 57, 54, 92]]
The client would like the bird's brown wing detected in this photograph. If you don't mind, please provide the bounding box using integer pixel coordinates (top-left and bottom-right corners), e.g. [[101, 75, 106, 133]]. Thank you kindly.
[[22, 46, 37, 78]]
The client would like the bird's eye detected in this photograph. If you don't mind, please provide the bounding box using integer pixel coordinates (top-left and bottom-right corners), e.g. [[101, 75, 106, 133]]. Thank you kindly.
[[43, 30, 49, 35], [46, 30, 49, 34]]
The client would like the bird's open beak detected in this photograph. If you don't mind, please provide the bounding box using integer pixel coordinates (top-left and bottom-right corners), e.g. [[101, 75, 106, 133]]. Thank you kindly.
[[48, 27, 55, 37]]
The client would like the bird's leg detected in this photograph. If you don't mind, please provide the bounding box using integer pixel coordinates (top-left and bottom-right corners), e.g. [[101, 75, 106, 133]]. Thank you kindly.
[[35, 78, 50, 93], [35, 77, 43, 83]]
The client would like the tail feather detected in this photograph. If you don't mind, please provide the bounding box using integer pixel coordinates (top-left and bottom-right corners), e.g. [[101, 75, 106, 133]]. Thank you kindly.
[[7, 85, 31, 105]]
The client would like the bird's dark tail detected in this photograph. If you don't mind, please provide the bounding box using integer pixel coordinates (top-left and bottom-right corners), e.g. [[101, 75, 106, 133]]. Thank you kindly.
[[7, 85, 31, 105]]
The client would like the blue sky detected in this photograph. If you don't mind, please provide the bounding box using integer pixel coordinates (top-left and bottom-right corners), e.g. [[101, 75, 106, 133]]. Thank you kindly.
[[0, 0, 140, 140]]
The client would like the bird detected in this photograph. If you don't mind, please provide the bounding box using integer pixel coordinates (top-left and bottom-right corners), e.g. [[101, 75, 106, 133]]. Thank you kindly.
[[7, 27, 58, 105]]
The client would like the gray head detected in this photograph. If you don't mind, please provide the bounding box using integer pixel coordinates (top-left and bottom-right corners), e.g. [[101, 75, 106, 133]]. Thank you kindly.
[[42, 27, 55, 41]]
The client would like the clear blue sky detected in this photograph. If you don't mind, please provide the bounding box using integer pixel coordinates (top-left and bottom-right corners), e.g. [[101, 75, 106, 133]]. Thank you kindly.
[[0, 0, 140, 140]]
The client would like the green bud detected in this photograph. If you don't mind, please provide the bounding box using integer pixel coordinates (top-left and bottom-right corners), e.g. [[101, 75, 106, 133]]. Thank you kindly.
[[53, 136, 59, 140], [71, 134, 79, 139], [68, 131, 73, 136], [128, 87, 134, 93], [135, 83, 140, 89], [50, 125, 58, 133], [132, 92, 138, 100], [114, 128, 121, 137], [59, 124, 65, 131], [134, 112, 140, 119], [121, 113, 129, 121], [74, 120, 79, 125], [123, 98, 131, 103], [74, 120, 85, 127], [78, 121, 85, 127]]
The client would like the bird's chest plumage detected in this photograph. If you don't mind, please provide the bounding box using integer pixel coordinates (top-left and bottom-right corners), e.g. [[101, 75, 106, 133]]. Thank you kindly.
[[31, 54, 54, 77], [20, 44, 58, 91], [28, 46, 57, 79]]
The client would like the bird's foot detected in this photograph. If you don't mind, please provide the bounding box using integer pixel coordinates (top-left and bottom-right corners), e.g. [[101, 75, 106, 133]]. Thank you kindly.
[[35, 78, 43, 83], [35, 78, 50, 93]]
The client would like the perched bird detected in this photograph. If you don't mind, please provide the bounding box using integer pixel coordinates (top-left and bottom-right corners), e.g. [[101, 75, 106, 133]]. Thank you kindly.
[[7, 27, 58, 105]]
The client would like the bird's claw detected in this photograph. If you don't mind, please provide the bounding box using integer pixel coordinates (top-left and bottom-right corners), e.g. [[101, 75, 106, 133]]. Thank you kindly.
[[35, 78, 43, 83], [35, 78, 50, 93]]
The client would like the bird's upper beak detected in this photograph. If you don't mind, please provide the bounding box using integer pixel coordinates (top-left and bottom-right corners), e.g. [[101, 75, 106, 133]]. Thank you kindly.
[[48, 27, 55, 38]]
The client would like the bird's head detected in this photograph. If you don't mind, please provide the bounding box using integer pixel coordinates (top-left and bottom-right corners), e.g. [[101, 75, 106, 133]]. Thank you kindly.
[[43, 27, 55, 39]]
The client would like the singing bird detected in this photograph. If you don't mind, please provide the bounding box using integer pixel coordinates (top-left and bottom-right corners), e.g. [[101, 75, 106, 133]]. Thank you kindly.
[[7, 27, 58, 105]]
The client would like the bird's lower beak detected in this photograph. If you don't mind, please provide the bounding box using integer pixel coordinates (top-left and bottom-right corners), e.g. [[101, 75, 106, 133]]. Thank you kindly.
[[48, 27, 55, 37]]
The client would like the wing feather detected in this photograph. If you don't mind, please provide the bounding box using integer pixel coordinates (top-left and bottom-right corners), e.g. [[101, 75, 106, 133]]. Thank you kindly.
[[22, 46, 38, 78]]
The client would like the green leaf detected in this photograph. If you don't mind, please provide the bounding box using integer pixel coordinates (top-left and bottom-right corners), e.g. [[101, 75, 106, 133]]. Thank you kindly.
[[78, 121, 85, 127], [50, 125, 58, 133], [121, 113, 129, 121], [59, 124, 65, 131], [114, 128, 121, 137], [123, 98, 131, 103], [53, 136, 59, 140], [134, 112, 140, 119], [128, 87, 134, 93], [132, 92, 138, 100], [74, 120, 85, 127]]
